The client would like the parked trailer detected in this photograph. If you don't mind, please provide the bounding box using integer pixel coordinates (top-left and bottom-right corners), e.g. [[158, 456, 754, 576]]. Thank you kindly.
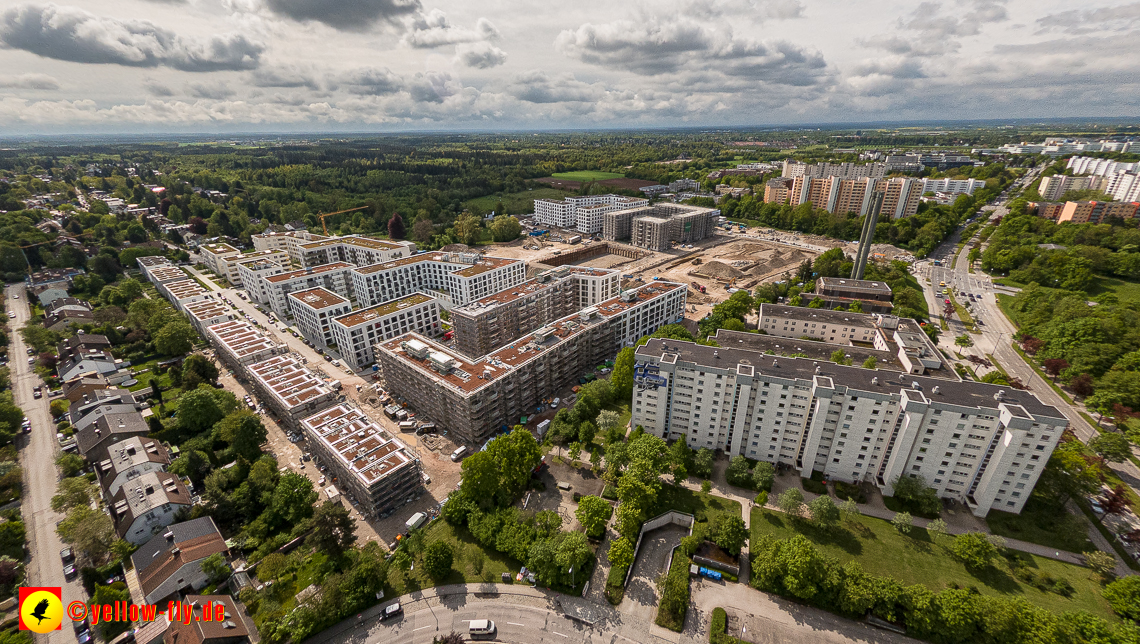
[[568, 235, 582, 244], [698, 567, 723, 581]]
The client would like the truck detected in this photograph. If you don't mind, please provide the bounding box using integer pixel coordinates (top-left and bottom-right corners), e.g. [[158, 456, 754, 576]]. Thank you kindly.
[[690, 281, 706, 294], [405, 512, 427, 532], [398, 421, 417, 432], [568, 235, 581, 244]]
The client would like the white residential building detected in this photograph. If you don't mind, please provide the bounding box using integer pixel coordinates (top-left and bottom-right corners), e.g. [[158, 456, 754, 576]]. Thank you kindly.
[[297, 235, 417, 268], [261, 262, 356, 318], [252, 230, 328, 264], [198, 243, 241, 276], [920, 178, 985, 196], [287, 288, 353, 349], [350, 253, 526, 309], [1066, 156, 1139, 177], [237, 257, 290, 304], [206, 319, 285, 372], [158, 279, 211, 312], [630, 335, 1068, 517], [247, 354, 337, 428], [533, 194, 649, 231], [330, 293, 442, 370], [183, 297, 235, 334], [1105, 172, 1140, 203], [220, 250, 290, 286]]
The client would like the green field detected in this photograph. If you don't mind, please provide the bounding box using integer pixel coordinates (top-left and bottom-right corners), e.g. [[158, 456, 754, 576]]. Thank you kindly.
[[465, 187, 569, 216], [750, 508, 1115, 619], [551, 170, 625, 181]]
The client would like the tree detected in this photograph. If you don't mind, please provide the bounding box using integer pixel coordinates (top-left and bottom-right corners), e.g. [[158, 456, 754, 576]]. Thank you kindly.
[[862, 356, 878, 370], [725, 455, 751, 487], [489, 215, 522, 242], [808, 495, 840, 531], [432, 634, 466, 644], [92, 584, 131, 639], [1070, 373, 1095, 397], [1035, 440, 1103, 509], [829, 349, 850, 365], [181, 354, 219, 388], [1042, 358, 1069, 381], [693, 448, 714, 479], [200, 552, 231, 584], [927, 518, 948, 540], [1104, 575, 1140, 621], [454, 213, 482, 246], [892, 511, 913, 535], [1089, 433, 1132, 463], [596, 410, 620, 435], [890, 475, 941, 517], [671, 464, 688, 485], [752, 462, 775, 491], [1100, 485, 1129, 515], [713, 515, 748, 555], [215, 410, 268, 461], [412, 216, 434, 243], [56, 453, 86, 478], [607, 537, 634, 570], [778, 488, 804, 517], [268, 472, 317, 529], [0, 521, 25, 560], [1083, 550, 1116, 579], [839, 497, 859, 523], [51, 476, 99, 513], [118, 278, 144, 302], [954, 334, 974, 357], [423, 541, 454, 579], [154, 320, 195, 356], [611, 347, 635, 400], [575, 495, 611, 538], [388, 212, 406, 239], [177, 386, 227, 434], [952, 532, 997, 571], [307, 501, 357, 559], [57, 505, 115, 563]]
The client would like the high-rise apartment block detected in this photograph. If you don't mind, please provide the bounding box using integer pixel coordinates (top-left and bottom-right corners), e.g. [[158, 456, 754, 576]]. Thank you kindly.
[[330, 293, 443, 371], [377, 281, 687, 443], [920, 178, 986, 196], [602, 204, 718, 249], [297, 235, 416, 268], [782, 160, 888, 180], [1030, 201, 1140, 224], [262, 262, 356, 318], [1038, 175, 1100, 201], [631, 333, 1068, 517], [771, 175, 922, 219], [288, 287, 353, 349]]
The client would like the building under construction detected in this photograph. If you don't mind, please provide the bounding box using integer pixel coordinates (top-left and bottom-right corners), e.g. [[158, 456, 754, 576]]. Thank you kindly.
[[603, 204, 718, 250]]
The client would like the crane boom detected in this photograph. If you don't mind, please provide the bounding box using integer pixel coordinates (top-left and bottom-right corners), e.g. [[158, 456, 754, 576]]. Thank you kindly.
[[317, 206, 370, 236]]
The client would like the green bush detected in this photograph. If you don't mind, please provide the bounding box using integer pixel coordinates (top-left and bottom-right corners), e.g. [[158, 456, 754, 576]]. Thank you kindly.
[[655, 551, 690, 632], [802, 475, 828, 495], [755, 491, 768, 506], [833, 481, 866, 504], [605, 564, 628, 605], [601, 485, 618, 501]]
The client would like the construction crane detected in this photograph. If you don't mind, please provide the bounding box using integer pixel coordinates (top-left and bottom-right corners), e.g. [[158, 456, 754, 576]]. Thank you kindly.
[[317, 206, 370, 236]]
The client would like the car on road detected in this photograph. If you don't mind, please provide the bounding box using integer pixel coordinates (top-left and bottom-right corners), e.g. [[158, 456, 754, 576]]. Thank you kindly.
[[5, 312, 13, 319], [76, 630, 93, 644], [61, 547, 74, 563], [11, 294, 17, 299], [26, 348, 33, 355], [64, 563, 78, 580], [27, 357, 35, 365], [380, 602, 403, 621], [33, 390, 41, 399]]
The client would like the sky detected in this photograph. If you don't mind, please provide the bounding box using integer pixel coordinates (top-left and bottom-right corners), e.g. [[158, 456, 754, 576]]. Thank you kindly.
[[0, 0, 1137, 133]]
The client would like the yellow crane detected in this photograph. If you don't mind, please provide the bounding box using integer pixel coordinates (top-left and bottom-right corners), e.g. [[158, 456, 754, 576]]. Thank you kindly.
[[317, 206, 370, 236]]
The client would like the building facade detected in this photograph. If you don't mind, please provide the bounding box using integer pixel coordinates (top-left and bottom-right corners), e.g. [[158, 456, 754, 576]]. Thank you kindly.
[[630, 337, 1067, 517], [297, 236, 416, 268], [602, 204, 718, 249], [287, 288, 353, 349], [330, 293, 442, 370], [261, 262, 356, 318], [247, 354, 337, 428], [349, 253, 526, 309], [198, 243, 241, 276], [533, 194, 649, 231]]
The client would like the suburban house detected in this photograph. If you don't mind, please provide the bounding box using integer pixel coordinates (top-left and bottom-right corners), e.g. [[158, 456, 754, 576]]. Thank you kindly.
[[57, 334, 127, 381], [128, 518, 229, 605], [96, 436, 172, 496], [76, 411, 151, 463], [111, 471, 193, 545], [164, 595, 253, 644]]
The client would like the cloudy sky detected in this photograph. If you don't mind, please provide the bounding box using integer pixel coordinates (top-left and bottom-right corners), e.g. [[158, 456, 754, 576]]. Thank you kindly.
[[0, 0, 1137, 133]]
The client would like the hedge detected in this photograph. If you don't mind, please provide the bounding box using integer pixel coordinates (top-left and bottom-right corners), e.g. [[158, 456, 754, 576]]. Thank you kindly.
[[655, 551, 690, 632]]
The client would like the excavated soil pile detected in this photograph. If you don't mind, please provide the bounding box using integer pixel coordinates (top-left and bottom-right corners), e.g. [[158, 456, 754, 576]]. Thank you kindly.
[[694, 260, 744, 280]]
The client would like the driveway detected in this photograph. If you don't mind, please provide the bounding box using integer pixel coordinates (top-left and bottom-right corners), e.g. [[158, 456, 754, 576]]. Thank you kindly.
[[8, 283, 82, 644], [622, 523, 689, 622]]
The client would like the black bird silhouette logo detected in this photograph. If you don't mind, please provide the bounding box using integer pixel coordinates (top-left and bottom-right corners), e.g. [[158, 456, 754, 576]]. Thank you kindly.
[[30, 598, 51, 624]]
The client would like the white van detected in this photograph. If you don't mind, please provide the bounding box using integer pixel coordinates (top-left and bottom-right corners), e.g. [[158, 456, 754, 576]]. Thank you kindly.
[[405, 512, 427, 531], [398, 421, 417, 432], [451, 446, 468, 462], [468, 620, 495, 636]]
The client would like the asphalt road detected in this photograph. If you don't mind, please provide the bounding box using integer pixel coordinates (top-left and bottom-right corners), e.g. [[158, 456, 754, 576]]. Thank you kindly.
[[8, 283, 82, 644]]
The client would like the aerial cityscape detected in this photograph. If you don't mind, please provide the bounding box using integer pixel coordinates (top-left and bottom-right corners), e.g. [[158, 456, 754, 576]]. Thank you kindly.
[[1, 1, 1139, 644]]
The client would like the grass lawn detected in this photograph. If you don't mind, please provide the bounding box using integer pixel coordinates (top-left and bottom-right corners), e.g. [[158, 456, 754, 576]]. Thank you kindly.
[[1089, 275, 1140, 302], [750, 508, 1115, 619], [466, 187, 569, 216], [986, 496, 1093, 553], [651, 484, 740, 526], [551, 170, 625, 181], [399, 520, 523, 590], [603, 401, 631, 431]]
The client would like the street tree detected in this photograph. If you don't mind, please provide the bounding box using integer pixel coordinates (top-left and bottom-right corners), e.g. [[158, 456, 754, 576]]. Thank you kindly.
[[952, 532, 998, 571], [778, 488, 804, 517], [808, 496, 840, 531], [954, 334, 974, 357], [51, 477, 99, 513], [1043, 358, 1069, 381], [57, 505, 115, 563], [607, 537, 634, 570], [892, 512, 913, 535], [1089, 433, 1133, 463]]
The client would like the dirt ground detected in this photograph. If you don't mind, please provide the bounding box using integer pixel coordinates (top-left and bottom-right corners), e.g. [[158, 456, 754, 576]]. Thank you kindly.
[[521, 461, 605, 532]]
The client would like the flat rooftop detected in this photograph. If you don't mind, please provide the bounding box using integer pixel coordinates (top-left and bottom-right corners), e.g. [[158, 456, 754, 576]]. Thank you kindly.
[[200, 243, 239, 255], [818, 277, 893, 294], [759, 303, 882, 327], [232, 249, 287, 263], [137, 256, 171, 268], [183, 298, 231, 321], [301, 236, 405, 251], [334, 293, 434, 327], [454, 256, 518, 277], [148, 266, 188, 282], [379, 281, 685, 394], [248, 354, 333, 410], [289, 287, 349, 310], [636, 338, 1064, 419], [265, 262, 354, 283], [207, 319, 280, 360], [164, 279, 209, 299], [353, 253, 519, 276], [301, 404, 417, 486]]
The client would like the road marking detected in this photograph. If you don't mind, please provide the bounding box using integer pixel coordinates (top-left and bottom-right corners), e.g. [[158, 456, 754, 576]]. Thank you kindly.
[[413, 625, 433, 632], [507, 622, 525, 627], [552, 632, 569, 638]]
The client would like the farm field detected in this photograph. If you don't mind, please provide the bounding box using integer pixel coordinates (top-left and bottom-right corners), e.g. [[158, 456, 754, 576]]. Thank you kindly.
[[551, 170, 626, 181]]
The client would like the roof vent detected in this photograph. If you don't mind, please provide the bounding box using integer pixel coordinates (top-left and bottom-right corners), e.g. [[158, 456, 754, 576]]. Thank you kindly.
[[871, 377, 878, 385], [815, 365, 821, 374], [911, 381, 920, 389], [713, 350, 719, 359], [222, 621, 237, 629], [995, 390, 1005, 401], [164, 531, 175, 541], [772, 359, 778, 367], [932, 386, 941, 394]]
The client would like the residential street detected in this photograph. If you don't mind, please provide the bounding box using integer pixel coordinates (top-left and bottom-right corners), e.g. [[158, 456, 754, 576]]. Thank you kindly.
[[8, 283, 81, 644]]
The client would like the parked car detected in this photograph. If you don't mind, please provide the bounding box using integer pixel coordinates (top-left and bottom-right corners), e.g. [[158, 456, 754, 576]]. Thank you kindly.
[[380, 602, 403, 621], [60, 547, 74, 563], [63, 563, 77, 580], [77, 630, 93, 644]]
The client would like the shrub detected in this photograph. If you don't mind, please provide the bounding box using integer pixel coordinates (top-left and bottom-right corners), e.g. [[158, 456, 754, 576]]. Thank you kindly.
[[833, 481, 866, 504], [751, 462, 775, 492], [754, 491, 768, 506], [601, 485, 618, 501], [655, 551, 690, 632], [802, 475, 828, 495]]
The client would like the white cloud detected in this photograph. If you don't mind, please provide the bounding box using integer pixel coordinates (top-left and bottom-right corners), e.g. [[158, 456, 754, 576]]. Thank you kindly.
[[404, 9, 498, 48], [455, 42, 506, 68], [262, 0, 421, 32], [0, 72, 59, 89]]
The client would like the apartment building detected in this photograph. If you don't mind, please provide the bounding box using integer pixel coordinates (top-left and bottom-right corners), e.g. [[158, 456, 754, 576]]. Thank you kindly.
[[920, 178, 985, 196], [206, 320, 285, 373], [763, 177, 794, 204], [147, 265, 190, 285], [236, 257, 289, 304], [252, 229, 329, 264], [782, 160, 888, 180], [875, 177, 923, 219], [198, 243, 241, 276], [261, 262, 356, 318], [1038, 175, 1100, 201], [377, 282, 686, 443], [349, 253, 526, 309], [183, 297, 235, 335], [219, 250, 289, 286], [533, 194, 649, 232], [603, 204, 718, 249], [136, 255, 173, 280], [816, 277, 893, 303], [630, 336, 1068, 517], [159, 279, 212, 313], [1056, 201, 1140, 224], [297, 236, 416, 268], [300, 404, 421, 518], [330, 293, 441, 370], [450, 266, 620, 358], [758, 304, 942, 374], [288, 288, 353, 349], [247, 354, 337, 428], [1104, 172, 1140, 203]]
